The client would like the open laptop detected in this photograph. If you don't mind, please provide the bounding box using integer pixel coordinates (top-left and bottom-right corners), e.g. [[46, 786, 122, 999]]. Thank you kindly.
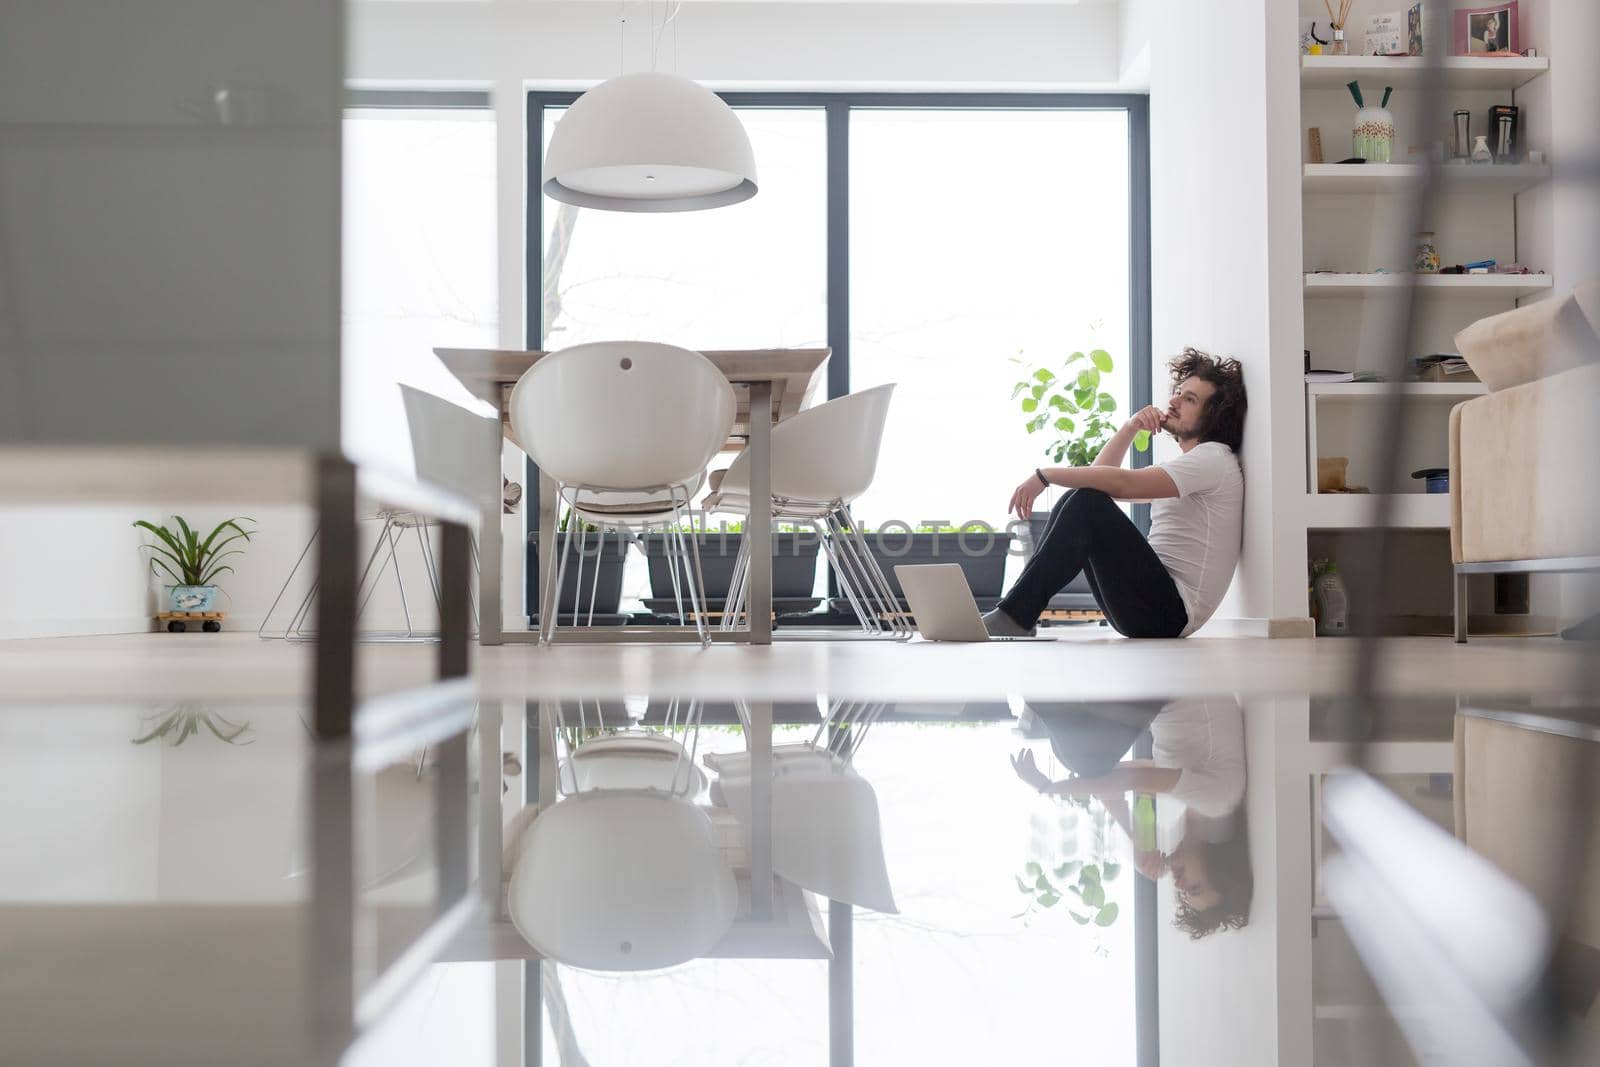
[[894, 563, 1053, 642]]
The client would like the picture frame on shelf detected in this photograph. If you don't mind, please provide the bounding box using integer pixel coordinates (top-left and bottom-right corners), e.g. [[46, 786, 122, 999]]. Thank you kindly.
[[1362, 4, 1420, 57], [1453, 1, 1521, 56]]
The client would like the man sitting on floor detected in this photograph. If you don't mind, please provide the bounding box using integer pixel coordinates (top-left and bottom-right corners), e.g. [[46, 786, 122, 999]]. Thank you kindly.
[[985, 348, 1246, 639]]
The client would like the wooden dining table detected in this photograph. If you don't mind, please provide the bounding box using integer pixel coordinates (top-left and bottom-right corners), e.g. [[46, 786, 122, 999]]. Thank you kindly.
[[434, 346, 831, 645]]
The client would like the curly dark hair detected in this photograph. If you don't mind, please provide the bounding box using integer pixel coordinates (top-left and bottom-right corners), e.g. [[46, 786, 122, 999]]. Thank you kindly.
[[1172, 828, 1254, 940], [1169, 347, 1247, 453]]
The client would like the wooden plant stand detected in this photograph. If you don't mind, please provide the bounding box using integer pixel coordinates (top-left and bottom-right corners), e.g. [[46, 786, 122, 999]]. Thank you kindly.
[[158, 611, 226, 634]]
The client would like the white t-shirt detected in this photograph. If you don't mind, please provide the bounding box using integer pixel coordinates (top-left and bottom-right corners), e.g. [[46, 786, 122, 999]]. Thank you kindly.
[[1151, 696, 1247, 851], [1147, 441, 1244, 636]]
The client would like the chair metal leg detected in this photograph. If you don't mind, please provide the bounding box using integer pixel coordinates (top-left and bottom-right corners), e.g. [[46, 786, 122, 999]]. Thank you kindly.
[[291, 517, 394, 642], [838, 507, 912, 637], [540, 496, 577, 647], [818, 517, 874, 634], [259, 524, 320, 639], [384, 521, 416, 638], [721, 533, 753, 632], [571, 519, 588, 632], [586, 525, 604, 628], [680, 491, 712, 644], [825, 512, 880, 631], [670, 489, 710, 647]]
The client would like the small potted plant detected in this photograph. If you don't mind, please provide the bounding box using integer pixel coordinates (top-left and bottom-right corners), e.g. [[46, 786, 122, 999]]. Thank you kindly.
[[134, 515, 255, 619], [1011, 347, 1148, 612], [526, 509, 631, 625], [854, 521, 1014, 612], [638, 520, 822, 620]]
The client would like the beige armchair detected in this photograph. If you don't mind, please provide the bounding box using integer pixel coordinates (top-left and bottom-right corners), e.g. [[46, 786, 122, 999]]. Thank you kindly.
[[1449, 280, 1600, 641]]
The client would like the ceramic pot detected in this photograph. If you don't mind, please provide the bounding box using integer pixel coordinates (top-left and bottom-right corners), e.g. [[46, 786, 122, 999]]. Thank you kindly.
[[1353, 106, 1395, 162], [1414, 232, 1440, 274], [169, 585, 218, 612]]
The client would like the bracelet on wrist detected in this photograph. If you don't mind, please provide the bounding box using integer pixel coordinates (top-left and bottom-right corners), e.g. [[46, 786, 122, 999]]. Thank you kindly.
[[1036, 468, 1049, 489]]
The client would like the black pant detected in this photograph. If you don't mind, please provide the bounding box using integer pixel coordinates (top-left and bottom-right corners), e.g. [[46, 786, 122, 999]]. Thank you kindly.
[[998, 489, 1188, 637]]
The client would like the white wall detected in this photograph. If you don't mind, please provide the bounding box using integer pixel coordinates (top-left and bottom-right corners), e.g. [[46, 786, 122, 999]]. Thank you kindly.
[[1158, 698, 1313, 1064], [1149, 0, 1309, 629], [349, 0, 1121, 89]]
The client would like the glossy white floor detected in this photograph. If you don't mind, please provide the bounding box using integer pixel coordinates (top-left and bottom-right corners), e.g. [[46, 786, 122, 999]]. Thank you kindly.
[[0, 629, 1588, 704]]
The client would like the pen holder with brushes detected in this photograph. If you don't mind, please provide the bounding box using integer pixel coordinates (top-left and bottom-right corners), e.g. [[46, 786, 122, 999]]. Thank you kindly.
[[1349, 82, 1395, 163]]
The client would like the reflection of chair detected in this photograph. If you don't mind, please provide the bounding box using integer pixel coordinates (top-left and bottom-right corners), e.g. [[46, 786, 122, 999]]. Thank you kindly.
[[705, 384, 907, 636], [506, 698, 738, 970], [706, 700, 898, 914], [509, 341, 736, 645]]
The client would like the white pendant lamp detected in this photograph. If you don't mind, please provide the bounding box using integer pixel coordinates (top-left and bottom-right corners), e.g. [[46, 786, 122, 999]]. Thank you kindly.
[[543, 71, 757, 212]]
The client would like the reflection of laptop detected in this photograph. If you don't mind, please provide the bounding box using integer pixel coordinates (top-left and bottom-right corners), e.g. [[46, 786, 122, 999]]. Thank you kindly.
[[894, 564, 1052, 642]]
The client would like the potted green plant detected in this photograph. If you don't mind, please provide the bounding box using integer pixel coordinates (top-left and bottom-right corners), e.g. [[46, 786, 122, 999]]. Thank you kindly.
[[134, 515, 255, 616], [851, 522, 1014, 612], [1011, 348, 1148, 612], [638, 521, 822, 620], [526, 510, 631, 625]]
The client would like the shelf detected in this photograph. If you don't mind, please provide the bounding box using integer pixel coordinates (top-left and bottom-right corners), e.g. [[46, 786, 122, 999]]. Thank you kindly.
[[1306, 381, 1485, 398], [1300, 54, 1550, 91], [1305, 493, 1450, 530], [1303, 163, 1551, 195], [1303, 273, 1554, 298]]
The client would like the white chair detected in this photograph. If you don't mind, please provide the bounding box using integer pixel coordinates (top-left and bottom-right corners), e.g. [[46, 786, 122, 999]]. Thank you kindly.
[[509, 341, 736, 645], [705, 700, 898, 914], [506, 697, 739, 971], [704, 384, 906, 636], [260, 385, 500, 641]]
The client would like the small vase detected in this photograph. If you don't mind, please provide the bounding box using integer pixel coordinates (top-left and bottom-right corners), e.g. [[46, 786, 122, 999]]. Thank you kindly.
[[1414, 232, 1440, 274], [1470, 134, 1493, 164], [1328, 28, 1349, 55], [169, 585, 218, 612], [1353, 106, 1396, 163]]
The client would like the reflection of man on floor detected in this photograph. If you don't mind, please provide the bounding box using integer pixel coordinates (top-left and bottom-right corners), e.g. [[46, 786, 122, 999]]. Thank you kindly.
[[1012, 696, 1251, 938], [986, 348, 1247, 639]]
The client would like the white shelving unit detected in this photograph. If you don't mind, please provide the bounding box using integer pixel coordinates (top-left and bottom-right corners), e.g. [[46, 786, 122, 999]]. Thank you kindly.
[[1300, 54, 1549, 90], [1299, 40, 1551, 529], [1304, 492, 1451, 530], [1304, 272, 1553, 297], [1306, 380, 1484, 397], [1302, 162, 1552, 195]]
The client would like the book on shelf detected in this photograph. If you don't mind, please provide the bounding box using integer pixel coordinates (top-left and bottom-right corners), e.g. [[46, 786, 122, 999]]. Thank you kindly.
[[1305, 370, 1383, 384]]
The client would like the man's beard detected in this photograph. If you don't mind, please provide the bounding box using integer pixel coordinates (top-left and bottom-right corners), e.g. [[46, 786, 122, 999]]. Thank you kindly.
[[1169, 422, 1200, 443]]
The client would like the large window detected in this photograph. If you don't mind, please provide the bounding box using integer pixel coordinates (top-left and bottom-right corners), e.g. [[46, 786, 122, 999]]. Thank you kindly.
[[849, 109, 1132, 530], [538, 108, 826, 350], [343, 100, 499, 450], [529, 94, 1147, 534]]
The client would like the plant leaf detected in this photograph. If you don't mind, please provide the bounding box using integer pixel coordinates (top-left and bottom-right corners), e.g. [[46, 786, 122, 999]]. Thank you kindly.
[[1102, 860, 1121, 882], [1034, 873, 1052, 892], [1070, 912, 1091, 925], [1066, 351, 1085, 365], [1015, 875, 1033, 894], [1033, 368, 1055, 383], [1053, 861, 1081, 880], [1090, 349, 1114, 373], [1133, 429, 1151, 452], [1025, 862, 1042, 876], [1098, 393, 1117, 412], [1083, 883, 1105, 908], [1038, 892, 1060, 908], [1020, 398, 1038, 413], [1076, 367, 1101, 391], [1095, 903, 1120, 927]]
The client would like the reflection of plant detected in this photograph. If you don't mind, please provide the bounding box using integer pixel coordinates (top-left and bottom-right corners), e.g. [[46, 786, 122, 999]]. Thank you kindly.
[[1015, 859, 1121, 928], [1012, 348, 1150, 467], [133, 706, 254, 747], [1015, 791, 1125, 930]]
